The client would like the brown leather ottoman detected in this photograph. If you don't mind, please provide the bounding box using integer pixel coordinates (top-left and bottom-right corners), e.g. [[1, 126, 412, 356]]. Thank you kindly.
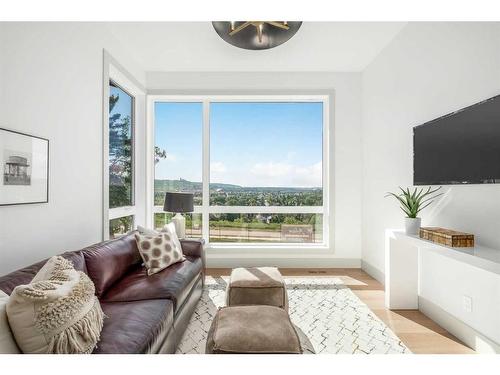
[[226, 267, 288, 311], [205, 305, 302, 354]]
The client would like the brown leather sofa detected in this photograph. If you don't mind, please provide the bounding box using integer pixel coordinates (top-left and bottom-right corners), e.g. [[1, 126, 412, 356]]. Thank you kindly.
[[0, 233, 205, 354]]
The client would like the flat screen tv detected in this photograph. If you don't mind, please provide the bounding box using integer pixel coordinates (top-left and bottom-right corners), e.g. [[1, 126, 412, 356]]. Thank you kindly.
[[414, 95, 500, 185]]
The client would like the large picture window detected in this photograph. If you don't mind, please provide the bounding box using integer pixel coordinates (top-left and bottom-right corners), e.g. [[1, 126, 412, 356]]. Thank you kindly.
[[151, 96, 328, 246]]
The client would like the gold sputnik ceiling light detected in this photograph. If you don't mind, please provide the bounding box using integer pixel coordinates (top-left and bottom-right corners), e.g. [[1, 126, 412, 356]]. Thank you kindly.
[[212, 21, 302, 50]]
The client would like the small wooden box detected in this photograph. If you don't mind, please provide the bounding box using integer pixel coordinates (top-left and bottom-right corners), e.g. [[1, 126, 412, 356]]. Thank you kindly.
[[419, 227, 474, 248]]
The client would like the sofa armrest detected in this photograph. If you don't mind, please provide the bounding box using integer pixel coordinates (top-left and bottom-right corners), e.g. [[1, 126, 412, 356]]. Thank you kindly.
[[180, 239, 205, 258], [180, 239, 206, 284], [180, 238, 205, 258]]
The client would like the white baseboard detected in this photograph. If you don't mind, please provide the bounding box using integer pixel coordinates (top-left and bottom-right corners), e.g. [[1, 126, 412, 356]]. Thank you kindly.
[[361, 260, 385, 285], [419, 297, 500, 353], [206, 256, 361, 269]]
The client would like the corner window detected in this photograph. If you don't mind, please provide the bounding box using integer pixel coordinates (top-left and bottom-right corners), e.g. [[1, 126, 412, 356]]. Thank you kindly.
[[109, 215, 134, 239], [107, 80, 135, 238]]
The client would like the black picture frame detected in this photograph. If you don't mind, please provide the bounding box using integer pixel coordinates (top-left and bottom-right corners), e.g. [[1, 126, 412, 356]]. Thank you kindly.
[[0, 127, 49, 206]]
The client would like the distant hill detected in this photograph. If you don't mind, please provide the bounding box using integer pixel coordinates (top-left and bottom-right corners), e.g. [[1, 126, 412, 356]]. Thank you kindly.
[[154, 179, 320, 192], [155, 179, 201, 192]]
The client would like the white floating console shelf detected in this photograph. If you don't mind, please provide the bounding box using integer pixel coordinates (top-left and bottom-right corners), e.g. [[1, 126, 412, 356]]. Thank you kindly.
[[385, 229, 500, 352]]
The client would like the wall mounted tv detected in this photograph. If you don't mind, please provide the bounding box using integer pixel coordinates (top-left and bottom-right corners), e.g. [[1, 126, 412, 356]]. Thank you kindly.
[[413, 95, 500, 185]]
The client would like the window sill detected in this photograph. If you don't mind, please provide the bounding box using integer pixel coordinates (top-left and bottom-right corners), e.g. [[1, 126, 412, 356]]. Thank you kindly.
[[205, 243, 333, 256], [208, 242, 327, 249]]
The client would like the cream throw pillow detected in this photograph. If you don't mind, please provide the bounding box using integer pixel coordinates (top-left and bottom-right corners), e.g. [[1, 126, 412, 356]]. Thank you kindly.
[[164, 223, 183, 256], [0, 290, 20, 354], [136, 225, 159, 237], [135, 232, 184, 275], [6, 256, 104, 354]]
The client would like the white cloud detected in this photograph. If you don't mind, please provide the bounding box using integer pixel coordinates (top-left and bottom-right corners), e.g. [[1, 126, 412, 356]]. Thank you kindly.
[[286, 151, 297, 161], [166, 153, 177, 161], [250, 161, 321, 187], [211, 161, 227, 173], [251, 162, 292, 177], [208, 160, 321, 187], [210, 162, 231, 184]]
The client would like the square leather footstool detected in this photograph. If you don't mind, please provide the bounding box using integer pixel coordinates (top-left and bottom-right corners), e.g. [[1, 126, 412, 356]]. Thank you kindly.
[[206, 305, 302, 354], [226, 267, 288, 311]]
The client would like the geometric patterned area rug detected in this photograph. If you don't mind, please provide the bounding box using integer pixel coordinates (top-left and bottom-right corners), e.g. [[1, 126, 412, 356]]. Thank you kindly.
[[176, 276, 411, 354]]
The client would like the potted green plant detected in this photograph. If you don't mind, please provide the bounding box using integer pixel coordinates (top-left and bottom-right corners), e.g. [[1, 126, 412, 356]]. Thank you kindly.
[[385, 186, 442, 235]]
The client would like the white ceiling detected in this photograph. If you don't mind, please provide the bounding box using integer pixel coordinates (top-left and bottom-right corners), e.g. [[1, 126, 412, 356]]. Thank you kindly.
[[107, 22, 406, 72]]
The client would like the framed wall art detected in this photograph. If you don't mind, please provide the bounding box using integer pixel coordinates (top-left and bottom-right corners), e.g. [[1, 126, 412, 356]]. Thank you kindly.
[[0, 128, 49, 206]]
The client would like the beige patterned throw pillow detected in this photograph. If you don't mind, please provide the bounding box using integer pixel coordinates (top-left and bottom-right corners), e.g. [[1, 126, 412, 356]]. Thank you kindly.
[[135, 232, 184, 275], [6, 256, 104, 354], [137, 224, 184, 258]]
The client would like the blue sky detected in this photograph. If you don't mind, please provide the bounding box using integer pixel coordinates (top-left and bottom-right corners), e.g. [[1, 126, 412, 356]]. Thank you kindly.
[[154, 102, 323, 188], [110, 85, 132, 120]]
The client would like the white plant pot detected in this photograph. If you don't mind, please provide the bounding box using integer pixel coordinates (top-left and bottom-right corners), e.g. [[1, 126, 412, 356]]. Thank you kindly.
[[405, 217, 421, 236]]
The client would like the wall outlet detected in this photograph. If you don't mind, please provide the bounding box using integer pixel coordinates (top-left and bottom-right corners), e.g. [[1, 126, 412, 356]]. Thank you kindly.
[[462, 295, 473, 313]]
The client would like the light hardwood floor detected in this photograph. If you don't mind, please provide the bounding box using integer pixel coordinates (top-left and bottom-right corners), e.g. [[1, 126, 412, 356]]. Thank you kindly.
[[206, 267, 474, 354]]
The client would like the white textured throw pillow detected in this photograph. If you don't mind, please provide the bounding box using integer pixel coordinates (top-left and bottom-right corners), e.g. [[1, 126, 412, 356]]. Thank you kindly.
[[136, 225, 159, 237], [0, 290, 20, 354], [135, 232, 184, 275], [164, 223, 184, 257], [6, 256, 104, 354]]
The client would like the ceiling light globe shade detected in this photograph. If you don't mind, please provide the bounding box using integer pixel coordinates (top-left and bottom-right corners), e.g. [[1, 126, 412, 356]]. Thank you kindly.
[[212, 21, 302, 50]]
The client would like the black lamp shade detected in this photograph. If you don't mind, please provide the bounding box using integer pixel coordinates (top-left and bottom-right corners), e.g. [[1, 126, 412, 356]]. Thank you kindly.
[[163, 192, 194, 213]]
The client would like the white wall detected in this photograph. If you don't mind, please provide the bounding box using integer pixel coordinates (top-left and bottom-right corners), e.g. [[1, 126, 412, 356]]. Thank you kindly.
[[0, 23, 145, 275], [0, 23, 4, 119], [362, 22, 500, 277], [148, 72, 363, 266]]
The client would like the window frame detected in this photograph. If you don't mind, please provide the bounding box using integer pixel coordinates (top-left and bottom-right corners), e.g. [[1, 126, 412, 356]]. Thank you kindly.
[[103, 62, 144, 240], [108, 79, 136, 211], [147, 95, 330, 249]]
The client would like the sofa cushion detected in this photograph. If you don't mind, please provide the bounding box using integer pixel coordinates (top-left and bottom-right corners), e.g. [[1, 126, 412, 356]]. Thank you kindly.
[[94, 299, 174, 354], [82, 233, 142, 297], [102, 256, 202, 311], [0, 251, 87, 296], [0, 290, 20, 354]]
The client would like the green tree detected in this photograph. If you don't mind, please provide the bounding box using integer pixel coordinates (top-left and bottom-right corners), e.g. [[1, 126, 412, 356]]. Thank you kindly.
[[284, 216, 299, 225], [154, 146, 167, 164], [109, 92, 166, 208], [109, 93, 132, 208]]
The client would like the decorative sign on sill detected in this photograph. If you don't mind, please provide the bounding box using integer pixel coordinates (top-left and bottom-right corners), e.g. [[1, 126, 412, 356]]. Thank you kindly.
[[281, 224, 314, 243], [419, 227, 475, 248]]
